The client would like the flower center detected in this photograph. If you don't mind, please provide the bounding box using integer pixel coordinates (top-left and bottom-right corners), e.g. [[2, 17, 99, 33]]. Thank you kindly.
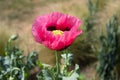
[[52, 30, 64, 36]]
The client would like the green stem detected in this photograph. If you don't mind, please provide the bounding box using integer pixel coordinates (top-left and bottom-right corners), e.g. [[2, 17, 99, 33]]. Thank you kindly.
[[66, 50, 68, 66], [55, 51, 60, 79], [65, 50, 68, 76]]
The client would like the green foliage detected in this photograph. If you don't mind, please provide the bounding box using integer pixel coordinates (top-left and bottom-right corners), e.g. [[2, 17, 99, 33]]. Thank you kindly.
[[37, 52, 85, 80], [97, 16, 120, 80], [0, 35, 38, 80], [85, 0, 98, 32], [84, 0, 99, 53], [0, 35, 85, 80], [88, 0, 97, 16], [26, 51, 38, 70], [83, 0, 110, 56]]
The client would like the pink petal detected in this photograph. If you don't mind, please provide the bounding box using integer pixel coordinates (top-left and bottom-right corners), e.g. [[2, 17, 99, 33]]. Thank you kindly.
[[56, 14, 82, 31], [46, 12, 63, 27], [32, 12, 83, 51]]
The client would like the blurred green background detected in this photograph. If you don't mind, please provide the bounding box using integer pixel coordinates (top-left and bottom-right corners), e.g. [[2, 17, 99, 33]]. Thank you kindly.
[[0, 0, 120, 80]]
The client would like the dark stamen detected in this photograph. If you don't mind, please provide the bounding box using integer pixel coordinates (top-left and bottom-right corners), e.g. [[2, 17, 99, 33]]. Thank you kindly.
[[47, 26, 70, 31], [64, 28, 70, 31], [47, 26, 56, 31]]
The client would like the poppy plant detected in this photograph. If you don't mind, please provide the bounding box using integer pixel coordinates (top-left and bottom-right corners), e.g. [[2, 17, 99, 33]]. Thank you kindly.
[[32, 12, 82, 50]]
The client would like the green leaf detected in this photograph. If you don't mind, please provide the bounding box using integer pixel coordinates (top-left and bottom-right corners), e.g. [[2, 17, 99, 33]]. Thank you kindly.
[[37, 68, 56, 80], [62, 64, 80, 80], [62, 72, 79, 80], [61, 53, 73, 65], [26, 51, 38, 69], [9, 76, 14, 80]]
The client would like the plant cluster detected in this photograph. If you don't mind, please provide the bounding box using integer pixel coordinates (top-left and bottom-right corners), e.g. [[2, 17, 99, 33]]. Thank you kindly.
[[0, 35, 38, 80], [0, 35, 85, 80], [37, 52, 85, 80], [97, 16, 120, 80]]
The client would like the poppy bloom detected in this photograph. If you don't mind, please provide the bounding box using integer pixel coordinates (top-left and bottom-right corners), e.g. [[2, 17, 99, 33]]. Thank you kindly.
[[32, 12, 82, 50]]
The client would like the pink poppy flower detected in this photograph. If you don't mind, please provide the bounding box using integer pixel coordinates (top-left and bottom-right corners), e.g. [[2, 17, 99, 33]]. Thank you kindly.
[[32, 12, 82, 50]]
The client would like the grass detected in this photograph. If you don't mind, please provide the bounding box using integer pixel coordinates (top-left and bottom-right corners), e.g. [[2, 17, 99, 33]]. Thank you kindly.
[[0, 27, 20, 56], [92, 0, 110, 11], [0, 0, 70, 22], [0, 27, 10, 56], [0, 25, 20, 56], [0, 0, 34, 21]]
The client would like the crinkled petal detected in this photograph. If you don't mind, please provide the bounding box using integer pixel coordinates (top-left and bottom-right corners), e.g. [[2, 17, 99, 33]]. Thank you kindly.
[[46, 12, 63, 27], [64, 30, 82, 46], [56, 14, 81, 31], [32, 12, 83, 51]]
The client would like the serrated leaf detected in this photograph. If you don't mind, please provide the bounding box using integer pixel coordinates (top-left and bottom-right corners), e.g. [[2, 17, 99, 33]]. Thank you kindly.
[[37, 69, 54, 80], [62, 64, 80, 80], [62, 72, 79, 80], [42, 70, 53, 80], [9, 76, 14, 80]]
